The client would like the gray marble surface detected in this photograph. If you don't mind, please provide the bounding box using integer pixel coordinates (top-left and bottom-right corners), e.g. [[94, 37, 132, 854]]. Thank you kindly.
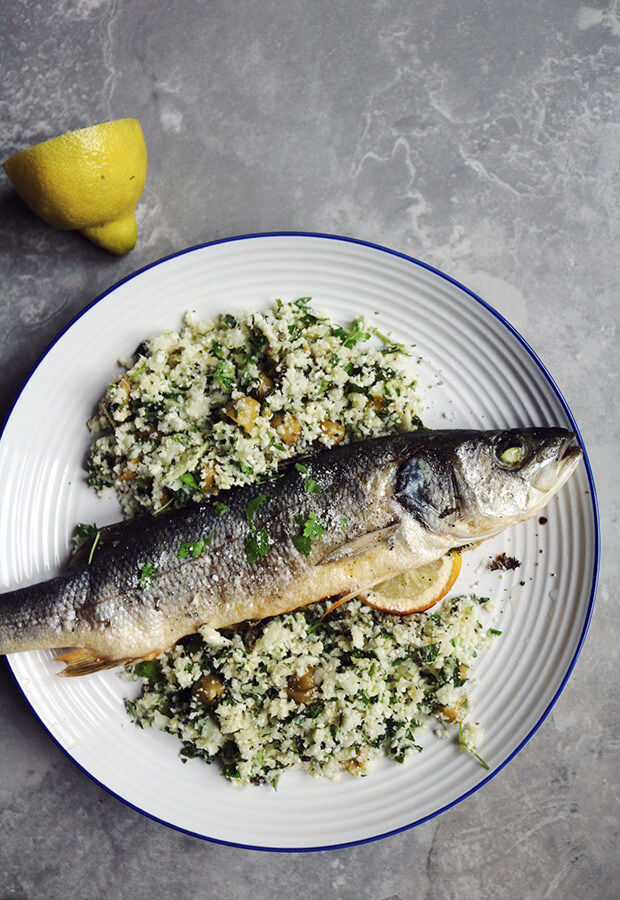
[[0, 2, 618, 898]]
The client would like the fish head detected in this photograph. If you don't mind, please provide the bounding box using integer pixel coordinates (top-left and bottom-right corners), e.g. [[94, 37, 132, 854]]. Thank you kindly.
[[395, 427, 582, 542]]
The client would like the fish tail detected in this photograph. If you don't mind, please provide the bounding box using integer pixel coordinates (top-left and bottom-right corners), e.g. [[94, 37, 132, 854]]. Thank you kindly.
[[0, 571, 88, 655]]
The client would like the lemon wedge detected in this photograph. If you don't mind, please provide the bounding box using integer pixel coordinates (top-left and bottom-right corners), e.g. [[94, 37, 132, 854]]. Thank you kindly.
[[3, 118, 147, 254], [358, 552, 462, 614]]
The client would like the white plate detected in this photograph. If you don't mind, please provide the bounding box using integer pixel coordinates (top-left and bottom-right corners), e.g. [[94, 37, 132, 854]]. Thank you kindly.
[[0, 233, 599, 850]]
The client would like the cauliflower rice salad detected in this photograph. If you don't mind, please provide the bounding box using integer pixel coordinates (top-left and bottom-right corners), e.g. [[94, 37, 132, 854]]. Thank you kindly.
[[126, 597, 495, 787], [86, 298, 498, 786], [87, 297, 422, 517]]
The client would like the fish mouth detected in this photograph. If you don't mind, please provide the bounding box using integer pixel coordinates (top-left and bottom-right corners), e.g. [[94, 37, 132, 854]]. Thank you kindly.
[[530, 432, 582, 495]]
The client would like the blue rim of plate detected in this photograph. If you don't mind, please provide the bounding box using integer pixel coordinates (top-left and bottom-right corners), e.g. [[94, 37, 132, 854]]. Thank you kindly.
[[2, 231, 600, 852]]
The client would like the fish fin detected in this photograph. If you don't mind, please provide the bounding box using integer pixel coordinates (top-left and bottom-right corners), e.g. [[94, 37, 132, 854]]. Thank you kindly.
[[317, 523, 401, 566], [55, 648, 132, 677], [55, 646, 164, 676], [320, 590, 360, 619]]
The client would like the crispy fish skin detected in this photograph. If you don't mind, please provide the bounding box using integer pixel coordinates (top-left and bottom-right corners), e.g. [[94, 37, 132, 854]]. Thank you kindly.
[[0, 428, 581, 674]]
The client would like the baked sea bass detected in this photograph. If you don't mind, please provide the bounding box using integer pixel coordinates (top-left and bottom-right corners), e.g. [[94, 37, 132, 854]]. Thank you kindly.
[[0, 428, 581, 675]]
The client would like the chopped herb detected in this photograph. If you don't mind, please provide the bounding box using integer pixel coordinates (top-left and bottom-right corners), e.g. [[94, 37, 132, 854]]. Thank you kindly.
[[488, 628, 503, 636], [305, 700, 325, 718], [339, 516, 348, 531], [293, 297, 323, 324], [239, 461, 253, 476], [245, 528, 270, 563], [211, 340, 224, 358], [419, 644, 440, 664], [350, 648, 378, 661], [346, 381, 368, 395], [124, 698, 139, 720], [293, 511, 327, 555], [87, 532, 101, 565], [213, 501, 229, 516], [179, 472, 204, 494], [75, 522, 96, 541], [223, 313, 237, 328], [368, 324, 405, 352], [180, 742, 203, 760], [177, 538, 213, 559], [392, 655, 411, 667], [212, 359, 235, 389], [332, 319, 372, 349], [139, 561, 157, 589], [154, 497, 175, 515], [303, 477, 322, 494], [458, 722, 491, 770], [452, 665, 466, 687], [246, 494, 266, 523], [294, 462, 308, 474]]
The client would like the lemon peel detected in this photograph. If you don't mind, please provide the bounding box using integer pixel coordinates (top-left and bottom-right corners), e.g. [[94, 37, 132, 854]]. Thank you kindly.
[[3, 118, 147, 255]]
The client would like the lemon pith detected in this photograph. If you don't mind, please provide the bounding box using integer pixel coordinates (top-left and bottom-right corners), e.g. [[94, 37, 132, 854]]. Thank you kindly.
[[3, 118, 147, 254]]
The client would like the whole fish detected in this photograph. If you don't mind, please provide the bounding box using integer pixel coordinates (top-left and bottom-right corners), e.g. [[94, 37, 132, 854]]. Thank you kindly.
[[0, 428, 581, 675]]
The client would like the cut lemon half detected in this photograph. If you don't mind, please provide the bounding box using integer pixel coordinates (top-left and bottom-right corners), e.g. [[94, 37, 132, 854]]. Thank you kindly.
[[359, 551, 462, 614], [3, 118, 147, 254]]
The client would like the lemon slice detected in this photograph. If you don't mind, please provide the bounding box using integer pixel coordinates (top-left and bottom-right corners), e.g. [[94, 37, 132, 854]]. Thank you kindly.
[[3, 118, 147, 254], [359, 552, 462, 614]]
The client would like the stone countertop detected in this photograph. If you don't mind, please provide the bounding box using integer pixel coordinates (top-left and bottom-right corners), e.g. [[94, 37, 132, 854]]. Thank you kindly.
[[0, 2, 617, 898]]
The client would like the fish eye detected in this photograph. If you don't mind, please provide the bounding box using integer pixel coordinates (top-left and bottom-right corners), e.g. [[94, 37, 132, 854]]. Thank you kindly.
[[492, 434, 532, 470]]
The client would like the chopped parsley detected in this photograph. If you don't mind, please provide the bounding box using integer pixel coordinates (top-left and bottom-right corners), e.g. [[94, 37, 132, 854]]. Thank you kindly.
[[179, 472, 204, 494], [212, 360, 235, 390], [295, 462, 322, 493], [292, 296, 323, 324], [332, 318, 372, 349], [419, 644, 440, 664], [75, 522, 97, 542], [212, 501, 229, 516], [177, 538, 213, 559], [139, 561, 157, 589], [245, 528, 270, 563], [303, 477, 322, 494], [246, 494, 266, 523], [293, 511, 327, 555]]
